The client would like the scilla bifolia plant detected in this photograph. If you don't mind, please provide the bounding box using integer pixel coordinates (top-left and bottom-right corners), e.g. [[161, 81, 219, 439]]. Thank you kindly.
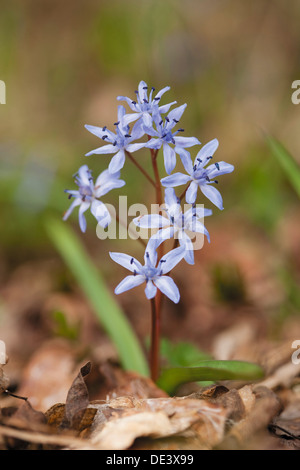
[[63, 81, 264, 391]]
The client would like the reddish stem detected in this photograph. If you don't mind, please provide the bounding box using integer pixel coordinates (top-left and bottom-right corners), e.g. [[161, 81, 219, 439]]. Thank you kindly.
[[125, 150, 156, 187], [150, 297, 160, 382]]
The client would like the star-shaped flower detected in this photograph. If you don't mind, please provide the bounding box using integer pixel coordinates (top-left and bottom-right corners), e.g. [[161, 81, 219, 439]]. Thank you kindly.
[[161, 139, 234, 209], [85, 105, 146, 174], [145, 105, 200, 175], [117, 80, 176, 129], [133, 188, 211, 264], [63, 164, 125, 232], [109, 241, 185, 303]]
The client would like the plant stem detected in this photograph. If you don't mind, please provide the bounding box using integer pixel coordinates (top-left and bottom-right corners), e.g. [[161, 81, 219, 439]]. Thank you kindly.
[[179, 182, 190, 201], [125, 150, 156, 187], [150, 297, 160, 382]]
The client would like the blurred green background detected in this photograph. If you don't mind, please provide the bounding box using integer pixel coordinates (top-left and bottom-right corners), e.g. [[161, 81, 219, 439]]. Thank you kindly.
[[1, 0, 300, 331]]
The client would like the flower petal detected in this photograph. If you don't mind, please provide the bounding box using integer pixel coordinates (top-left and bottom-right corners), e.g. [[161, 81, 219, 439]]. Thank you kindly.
[[145, 280, 157, 299], [176, 148, 193, 175], [200, 183, 224, 210], [161, 172, 191, 188], [126, 142, 146, 153], [108, 149, 126, 173], [85, 144, 117, 156], [206, 161, 235, 179], [195, 139, 219, 166], [109, 252, 142, 273], [185, 181, 198, 204], [164, 187, 179, 208], [115, 275, 145, 295], [146, 138, 162, 150], [133, 214, 170, 229], [78, 201, 91, 232], [174, 136, 200, 148], [154, 276, 180, 303], [163, 143, 177, 175], [91, 200, 111, 228], [151, 226, 175, 248], [63, 197, 81, 221], [159, 246, 185, 274], [167, 104, 187, 125]]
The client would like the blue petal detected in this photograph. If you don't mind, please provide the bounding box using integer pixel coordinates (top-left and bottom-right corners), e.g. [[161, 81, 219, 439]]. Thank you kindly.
[[109, 252, 143, 273], [195, 139, 219, 165], [174, 136, 200, 148], [115, 275, 145, 295], [161, 172, 191, 188], [108, 149, 126, 173], [145, 280, 157, 299], [78, 201, 90, 233], [133, 214, 169, 229], [154, 276, 180, 303], [185, 181, 198, 204], [176, 148, 193, 175], [163, 143, 177, 175], [200, 183, 224, 210], [159, 246, 185, 274]]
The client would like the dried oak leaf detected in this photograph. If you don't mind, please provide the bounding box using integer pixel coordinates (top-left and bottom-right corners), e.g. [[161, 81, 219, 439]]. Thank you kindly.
[[59, 361, 96, 433], [87, 396, 228, 450]]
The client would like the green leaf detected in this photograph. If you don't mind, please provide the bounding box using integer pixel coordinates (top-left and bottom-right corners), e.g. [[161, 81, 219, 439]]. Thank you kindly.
[[157, 360, 264, 395], [266, 135, 300, 198], [160, 338, 212, 368], [45, 216, 149, 377]]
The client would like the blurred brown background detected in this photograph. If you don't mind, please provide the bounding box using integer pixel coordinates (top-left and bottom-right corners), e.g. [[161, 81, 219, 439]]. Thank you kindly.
[[1, 0, 300, 382]]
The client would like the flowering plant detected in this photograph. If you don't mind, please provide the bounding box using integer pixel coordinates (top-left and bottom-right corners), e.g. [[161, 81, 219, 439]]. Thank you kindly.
[[62, 81, 263, 390]]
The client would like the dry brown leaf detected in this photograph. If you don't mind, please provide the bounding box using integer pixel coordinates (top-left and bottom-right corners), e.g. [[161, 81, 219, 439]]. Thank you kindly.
[[88, 396, 228, 450]]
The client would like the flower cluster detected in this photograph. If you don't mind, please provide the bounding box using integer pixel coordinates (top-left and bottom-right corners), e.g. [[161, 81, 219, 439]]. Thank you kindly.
[[63, 80, 234, 303]]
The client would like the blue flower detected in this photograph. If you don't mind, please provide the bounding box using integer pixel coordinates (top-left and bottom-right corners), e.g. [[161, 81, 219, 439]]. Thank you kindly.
[[145, 105, 200, 175], [85, 105, 146, 174], [63, 164, 125, 232], [117, 80, 176, 129], [109, 241, 185, 303], [133, 188, 211, 265], [161, 139, 234, 210]]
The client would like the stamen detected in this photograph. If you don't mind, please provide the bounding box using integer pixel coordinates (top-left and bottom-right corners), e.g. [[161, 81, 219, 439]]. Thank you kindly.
[[173, 119, 179, 123], [215, 162, 220, 170], [151, 87, 155, 91], [197, 158, 202, 163], [207, 156, 213, 160], [193, 165, 197, 171], [113, 141, 117, 146], [159, 120, 163, 126], [214, 180, 218, 184], [143, 99, 149, 104], [133, 270, 137, 276], [124, 134, 131, 138], [132, 100, 136, 105], [143, 86, 148, 90], [102, 126, 107, 131], [177, 128, 184, 132], [102, 135, 108, 140], [165, 117, 170, 122], [68, 194, 72, 199], [154, 97, 160, 101], [114, 121, 120, 126], [146, 251, 149, 258], [206, 176, 210, 182], [130, 258, 134, 264]]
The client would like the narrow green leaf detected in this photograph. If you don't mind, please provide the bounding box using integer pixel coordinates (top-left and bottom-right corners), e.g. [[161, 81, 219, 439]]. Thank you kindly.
[[157, 360, 264, 395], [266, 135, 300, 198], [45, 217, 149, 377]]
